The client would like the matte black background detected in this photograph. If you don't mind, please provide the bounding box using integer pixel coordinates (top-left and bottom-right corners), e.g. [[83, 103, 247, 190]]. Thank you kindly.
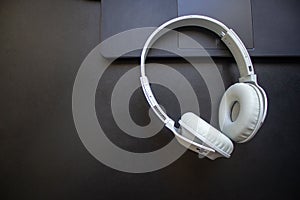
[[1, 0, 300, 200]]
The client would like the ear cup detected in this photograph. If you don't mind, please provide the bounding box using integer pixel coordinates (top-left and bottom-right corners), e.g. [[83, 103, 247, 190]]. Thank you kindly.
[[219, 83, 260, 143], [179, 112, 234, 158]]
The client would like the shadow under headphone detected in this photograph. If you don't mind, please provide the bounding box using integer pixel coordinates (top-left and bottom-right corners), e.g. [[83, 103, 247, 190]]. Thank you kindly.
[[140, 15, 268, 160]]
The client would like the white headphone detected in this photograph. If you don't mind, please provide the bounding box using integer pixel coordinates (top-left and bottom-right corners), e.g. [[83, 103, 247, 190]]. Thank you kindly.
[[140, 15, 268, 160]]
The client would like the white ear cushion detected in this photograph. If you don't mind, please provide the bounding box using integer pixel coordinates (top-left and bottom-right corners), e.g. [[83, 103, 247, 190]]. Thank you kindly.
[[219, 83, 260, 142], [180, 112, 234, 157]]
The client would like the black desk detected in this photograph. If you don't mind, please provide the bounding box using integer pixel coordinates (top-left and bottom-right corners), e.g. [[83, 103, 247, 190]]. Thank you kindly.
[[1, 1, 300, 199]]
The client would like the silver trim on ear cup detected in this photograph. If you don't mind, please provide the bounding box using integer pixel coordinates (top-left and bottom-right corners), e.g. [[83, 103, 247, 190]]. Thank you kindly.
[[255, 84, 268, 124]]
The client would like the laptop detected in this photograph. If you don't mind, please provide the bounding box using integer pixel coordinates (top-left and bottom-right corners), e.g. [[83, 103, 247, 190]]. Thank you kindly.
[[100, 0, 300, 58]]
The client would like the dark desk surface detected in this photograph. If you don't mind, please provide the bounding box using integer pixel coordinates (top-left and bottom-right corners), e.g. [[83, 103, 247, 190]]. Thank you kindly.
[[1, 1, 300, 200]]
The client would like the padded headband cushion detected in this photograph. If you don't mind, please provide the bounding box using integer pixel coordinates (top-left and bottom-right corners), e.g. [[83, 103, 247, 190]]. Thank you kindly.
[[219, 83, 260, 142], [180, 112, 234, 157]]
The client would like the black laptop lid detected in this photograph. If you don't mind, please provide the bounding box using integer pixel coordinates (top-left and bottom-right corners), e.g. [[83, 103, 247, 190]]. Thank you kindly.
[[100, 0, 300, 57]]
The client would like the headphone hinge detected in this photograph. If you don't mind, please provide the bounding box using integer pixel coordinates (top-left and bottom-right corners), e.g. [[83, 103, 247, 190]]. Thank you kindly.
[[165, 118, 175, 130], [197, 147, 210, 158], [239, 74, 257, 84]]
